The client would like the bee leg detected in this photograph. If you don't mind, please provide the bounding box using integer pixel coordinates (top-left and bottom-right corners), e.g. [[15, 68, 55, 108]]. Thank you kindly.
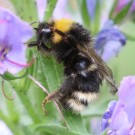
[[42, 90, 60, 114], [27, 41, 39, 47], [40, 43, 52, 52], [42, 96, 50, 114]]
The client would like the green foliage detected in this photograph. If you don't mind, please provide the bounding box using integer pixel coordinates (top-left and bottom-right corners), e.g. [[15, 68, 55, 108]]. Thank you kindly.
[[10, 0, 38, 21], [112, 0, 134, 24], [44, 0, 57, 21], [1, 0, 135, 135], [1, 71, 28, 80], [32, 124, 85, 135], [81, 0, 91, 28], [109, 0, 119, 19], [120, 21, 135, 41]]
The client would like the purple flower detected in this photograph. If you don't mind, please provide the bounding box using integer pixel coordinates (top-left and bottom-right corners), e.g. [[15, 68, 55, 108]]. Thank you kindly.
[[116, 0, 135, 13], [101, 101, 117, 131], [0, 120, 13, 135], [0, 8, 33, 75], [53, 0, 71, 19], [86, 0, 111, 25], [101, 76, 135, 134], [86, 0, 97, 20], [94, 21, 126, 62], [36, 0, 71, 21], [36, 0, 47, 21]]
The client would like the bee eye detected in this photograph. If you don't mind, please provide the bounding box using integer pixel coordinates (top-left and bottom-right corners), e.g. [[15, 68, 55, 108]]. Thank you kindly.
[[41, 28, 52, 38], [41, 28, 51, 33]]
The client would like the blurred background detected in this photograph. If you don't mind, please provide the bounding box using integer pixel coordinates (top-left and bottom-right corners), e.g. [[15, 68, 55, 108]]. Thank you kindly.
[[0, 0, 135, 135]]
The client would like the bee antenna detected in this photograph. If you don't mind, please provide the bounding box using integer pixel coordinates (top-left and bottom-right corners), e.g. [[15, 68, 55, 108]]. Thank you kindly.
[[34, 28, 38, 31], [30, 21, 39, 26]]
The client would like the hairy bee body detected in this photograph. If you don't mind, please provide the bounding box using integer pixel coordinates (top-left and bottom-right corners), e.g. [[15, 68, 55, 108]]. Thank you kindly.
[[29, 19, 117, 112], [53, 23, 101, 111]]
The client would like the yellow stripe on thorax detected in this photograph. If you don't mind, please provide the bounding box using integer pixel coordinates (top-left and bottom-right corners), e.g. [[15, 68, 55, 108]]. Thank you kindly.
[[52, 18, 73, 43]]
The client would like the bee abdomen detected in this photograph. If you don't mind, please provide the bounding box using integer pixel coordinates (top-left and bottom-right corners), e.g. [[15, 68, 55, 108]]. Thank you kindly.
[[60, 91, 98, 112], [66, 98, 85, 112], [72, 91, 97, 103]]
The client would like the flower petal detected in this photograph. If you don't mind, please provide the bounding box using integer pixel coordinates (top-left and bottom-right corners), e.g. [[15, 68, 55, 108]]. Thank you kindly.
[[6, 42, 26, 64], [118, 76, 135, 105], [0, 8, 33, 43], [101, 101, 117, 131], [86, 0, 97, 20], [0, 20, 7, 41], [0, 120, 13, 135], [116, 0, 135, 13], [101, 41, 122, 62], [95, 21, 126, 62], [36, 0, 47, 21], [0, 8, 33, 74], [109, 102, 130, 131], [118, 76, 135, 125], [53, 0, 71, 19]]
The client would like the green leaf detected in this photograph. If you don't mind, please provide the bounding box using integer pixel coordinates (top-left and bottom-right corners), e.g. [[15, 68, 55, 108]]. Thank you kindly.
[[101, 130, 107, 135], [17, 92, 43, 123], [113, 0, 134, 24], [91, 0, 101, 34], [109, 0, 119, 19], [34, 52, 89, 134], [21, 50, 38, 93], [1, 71, 28, 80], [63, 111, 89, 135], [10, 0, 38, 21], [124, 33, 135, 41], [28, 52, 63, 119], [120, 21, 135, 41], [32, 124, 88, 135], [44, 0, 57, 21], [36, 54, 63, 92], [81, 0, 91, 27]]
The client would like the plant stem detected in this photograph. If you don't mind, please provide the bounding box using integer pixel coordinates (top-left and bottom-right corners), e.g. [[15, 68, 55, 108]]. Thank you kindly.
[[10, 81, 42, 124], [44, 0, 57, 21]]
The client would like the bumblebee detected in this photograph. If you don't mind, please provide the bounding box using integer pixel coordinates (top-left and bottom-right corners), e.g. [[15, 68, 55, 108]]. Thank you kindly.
[[28, 19, 117, 112]]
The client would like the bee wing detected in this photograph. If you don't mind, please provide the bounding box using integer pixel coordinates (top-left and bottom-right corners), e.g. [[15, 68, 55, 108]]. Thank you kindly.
[[77, 45, 118, 94]]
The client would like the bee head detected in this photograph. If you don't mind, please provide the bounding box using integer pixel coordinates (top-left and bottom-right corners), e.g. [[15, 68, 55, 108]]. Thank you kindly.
[[28, 22, 53, 48], [39, 26, 52, 41]]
